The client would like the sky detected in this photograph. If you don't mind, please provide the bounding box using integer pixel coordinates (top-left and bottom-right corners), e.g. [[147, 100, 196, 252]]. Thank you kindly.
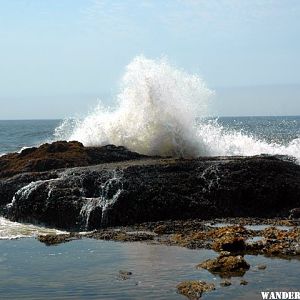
[[0, 0, 300, 119]]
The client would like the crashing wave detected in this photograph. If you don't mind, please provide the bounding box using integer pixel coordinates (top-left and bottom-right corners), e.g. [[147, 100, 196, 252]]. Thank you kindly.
[[54, 56, 300, 163]]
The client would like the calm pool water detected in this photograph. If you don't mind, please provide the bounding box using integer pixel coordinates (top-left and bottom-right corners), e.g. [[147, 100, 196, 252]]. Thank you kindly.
[[0, 238, 299, 300]]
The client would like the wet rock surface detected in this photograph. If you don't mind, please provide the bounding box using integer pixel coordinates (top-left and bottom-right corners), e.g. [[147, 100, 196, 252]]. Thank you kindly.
[[240, 279, 248, 285], [197, 252, 250, 277], [289, 208, 300, 219], [0, 141, 145, 179], [32, 218, 300, 261], [176, 280, 215, 299], [1, 142, 300, 230], [79, 218, 300, 259], [118, 270, 133, 280], [85, 229, 155, 242], [164, 224, 252, 250], [220, 279, 231, 287], [37, 232, 81, 246], [212, 235, 246, 252]]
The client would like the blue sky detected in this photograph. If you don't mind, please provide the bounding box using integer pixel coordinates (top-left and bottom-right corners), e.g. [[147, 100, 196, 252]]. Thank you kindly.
[[0, 0, 300, 119]]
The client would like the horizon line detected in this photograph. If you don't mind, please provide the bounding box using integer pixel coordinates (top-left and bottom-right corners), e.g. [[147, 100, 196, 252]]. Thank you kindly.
[[1, 115, 300, 121]]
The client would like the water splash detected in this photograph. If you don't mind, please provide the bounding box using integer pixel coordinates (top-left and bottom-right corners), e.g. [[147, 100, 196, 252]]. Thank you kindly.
[[55, 56, 213, 157], [54, 55, 300, 162], [200, 163, 221, 193], [80, 169, 123, 229], [6, 178, 61, 210], [197, 120, 300, 162], [6, 169, 124, 232], [0, 217, 68, 240], [6, 180, 45, 209]]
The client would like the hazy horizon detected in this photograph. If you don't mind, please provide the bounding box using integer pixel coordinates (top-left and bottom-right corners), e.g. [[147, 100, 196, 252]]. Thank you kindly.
[[1, 83, 300, 120]]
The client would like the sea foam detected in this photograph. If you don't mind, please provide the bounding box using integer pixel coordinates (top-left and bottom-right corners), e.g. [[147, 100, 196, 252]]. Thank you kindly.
[[197, 120, 300, 162], [0, 217, 67, 240], [55, 56, 300, 162]]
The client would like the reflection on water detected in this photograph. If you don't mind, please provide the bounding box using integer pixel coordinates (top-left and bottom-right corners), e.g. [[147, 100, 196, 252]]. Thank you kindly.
[[0, 239, 299, 299]]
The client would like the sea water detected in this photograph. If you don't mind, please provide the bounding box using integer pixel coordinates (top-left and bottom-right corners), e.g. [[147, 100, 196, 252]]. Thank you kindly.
[[0, 238, 299, 300], [0, 119, 60, 155], [0, 56, 300, 299]]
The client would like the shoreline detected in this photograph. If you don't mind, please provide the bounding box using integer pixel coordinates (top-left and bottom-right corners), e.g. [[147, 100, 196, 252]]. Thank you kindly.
[[2, 141, 300, 230], [2, 236, 299, 300], [37, 217, 300, 259], [36, 216, 300, 298], [1, 217, 299, 300]]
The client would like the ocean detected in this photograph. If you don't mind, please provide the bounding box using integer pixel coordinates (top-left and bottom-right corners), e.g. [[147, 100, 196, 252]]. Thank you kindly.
[[0, 119, 61, 155]]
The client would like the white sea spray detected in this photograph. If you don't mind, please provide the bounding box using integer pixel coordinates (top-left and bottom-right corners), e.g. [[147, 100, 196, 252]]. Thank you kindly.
[[54, 56, 300, 163], [55, 56, 213, 157]]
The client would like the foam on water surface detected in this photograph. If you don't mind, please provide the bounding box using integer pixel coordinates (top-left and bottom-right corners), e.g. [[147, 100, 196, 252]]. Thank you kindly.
[[0, 217, 67, 240]]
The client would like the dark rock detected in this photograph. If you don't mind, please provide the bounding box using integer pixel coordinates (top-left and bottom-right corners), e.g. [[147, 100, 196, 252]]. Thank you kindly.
[[80, 155, 300, 228], [153, 224, 170, 234], [118, 270, 133, 280], [177, 280, 215, 299], [289, 208, 300, 219], [37, 233, 80, 246], [256, 227, 300, 257], [0, 172, 58, 208], [212, 236, 246, 253], [86, 229, 155, 242], [1, 142, 300, 230], [245, 240, 265, 253]]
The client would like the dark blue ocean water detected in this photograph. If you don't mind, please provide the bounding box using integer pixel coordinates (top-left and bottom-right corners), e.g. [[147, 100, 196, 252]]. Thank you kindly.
[[0, 116, 299, 157]]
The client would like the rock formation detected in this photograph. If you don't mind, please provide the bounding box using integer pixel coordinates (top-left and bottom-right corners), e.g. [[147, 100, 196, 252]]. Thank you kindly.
[[1, 141, 299, 230]]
